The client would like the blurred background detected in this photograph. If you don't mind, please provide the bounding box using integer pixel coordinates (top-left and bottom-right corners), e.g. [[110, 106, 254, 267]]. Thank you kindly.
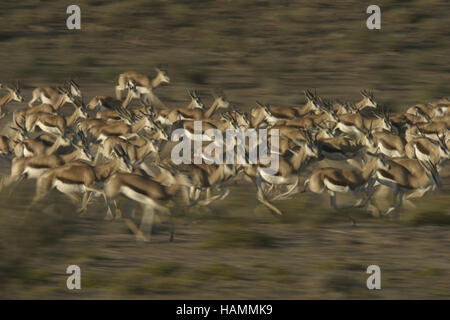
[[0, 0, 449, 299]]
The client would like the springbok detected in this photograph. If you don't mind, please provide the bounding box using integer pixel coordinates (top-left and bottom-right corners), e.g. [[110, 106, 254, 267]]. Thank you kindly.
[[30, 147, 133, 214], [305, 152, 389, 218], [155, 93, 230, 125], [0, 132, 93, 192], [261, 90, 322, 121], [353, 90, 377, 111], [405, 121, 448, 142], [89, 111, 164, 143], [183, 163, 238, 206], [13, 135, 64, 158], [96, 134, 159, 170], [374, 158, 441, 215], [103, 170, 191, 242], [406, 103, 444, 121], [175, 93, 229, 120], [186, 90, 205, 109], [115, 69, 170, 106], [13, 103, 56, 132], [25, 100, 88, 137], [336, 110, 397, 137], [249, 103, 278, 128], [245, 135, 320, 215], [364, 129, 406, 158], [28, 82, 80, 109], [221, 110, 250, 129], [0, 84, 24, 118], [405, 135, 449, 165]]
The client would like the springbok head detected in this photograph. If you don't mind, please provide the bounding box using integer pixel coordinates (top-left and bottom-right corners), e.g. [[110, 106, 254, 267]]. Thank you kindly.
[[72, 130, 94, 162], [378, 107, 397, 134], [188, 90, 204, 109], [303, 130, 320, 158], [155, 68, 170, 84], [67, 79, 82, 99], [419, 159, 441, 188], [304, 90, 321, 113], [212, 91, 230, 109], [57, 85, 77, 105], [360, 89, 377, 109], [6, 81, 24, 103]]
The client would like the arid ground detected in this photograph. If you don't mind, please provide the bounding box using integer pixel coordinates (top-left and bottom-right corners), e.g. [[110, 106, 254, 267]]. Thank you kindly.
[[0, 0, 449, 299]]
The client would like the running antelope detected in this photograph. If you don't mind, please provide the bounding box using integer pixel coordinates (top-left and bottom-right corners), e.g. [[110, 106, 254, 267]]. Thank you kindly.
[[245, 135, 320, 215], [29, 147, 133, 214], [406, 103, 445, 121], [186, 90, 205, 109], [183, 163, 238, 206], [0, 132, 93, 192], [374, 158, 441, 215], [28, 82, 80, 109], [249, 103, 278, 128], [89, 111, 164, 143], [87, 82, 138, 113], [261, 90, 322, 121], [115, 69, 170, 104], [25, 101, 88, 137], [405, 135, 450, 165], [103, 170, 192, 242], [155, 93, 230, 125], [13, 103, 55, 131], [405, 121, 448, 142], [96, 134, 159, 169], [364, 129, 406, 158], [353, 89, 377, 111], [13, 134, 65, 158], [305, 152, 389, 216], [0, 84, 24, 118], [336, 111, 397, 137]]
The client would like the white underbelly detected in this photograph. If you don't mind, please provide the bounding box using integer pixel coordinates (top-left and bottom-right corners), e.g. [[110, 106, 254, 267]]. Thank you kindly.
[[23, 146, 34, 157], [414, 146, 431, 164], [379, 143, 403, 158], [37, 121, 61, 135], [336, 123, 361, 135], [376, 172, 398, 189], [324, 177, 350, 193], [258, 168, 295, 185], [23, 167, 48, 179], [120, 186, 153, 205], [137, 86, 151, 95], [40, 94, 52, 105], [54, 180, 85, 194]]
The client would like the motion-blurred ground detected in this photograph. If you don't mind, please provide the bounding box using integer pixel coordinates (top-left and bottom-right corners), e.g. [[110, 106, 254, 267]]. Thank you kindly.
[[0, 0, 449, 299]]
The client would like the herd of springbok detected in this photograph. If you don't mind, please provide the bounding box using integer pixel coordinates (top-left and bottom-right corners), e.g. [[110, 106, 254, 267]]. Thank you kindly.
[[0, 69, 448, 241]]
